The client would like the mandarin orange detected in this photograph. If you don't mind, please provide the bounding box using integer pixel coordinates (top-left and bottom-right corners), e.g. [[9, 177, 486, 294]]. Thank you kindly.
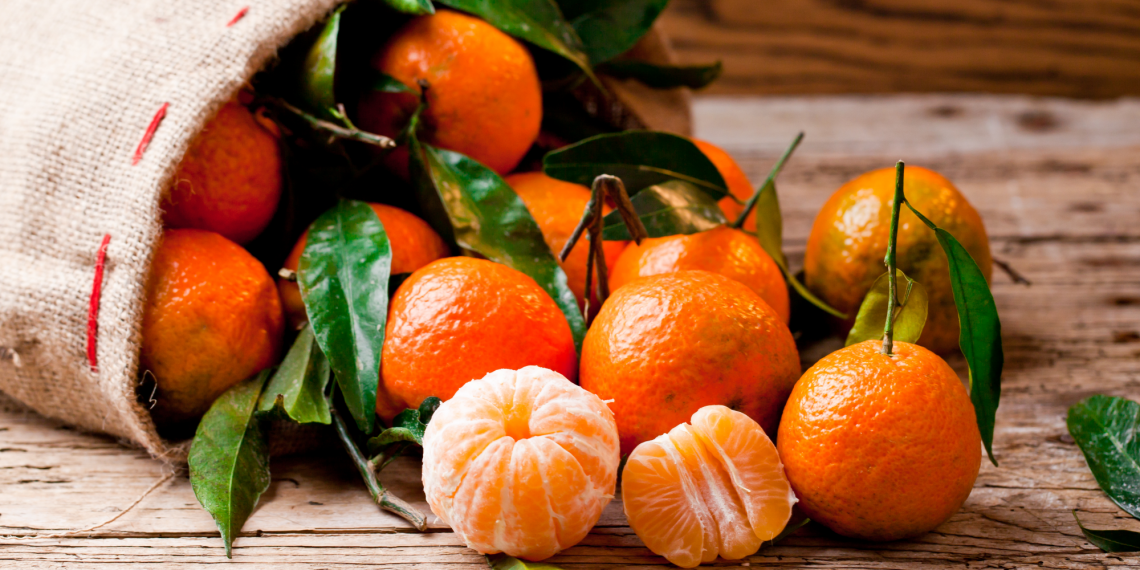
[[277, 203, 449, 329], [505, 172, 627, 314], [623, 405, 797, 567], [163, 100, 282, 245], [804, 166, 992, 353], [141, 229, 284, 428], [692, 139, 755, 231], [777, 340, 981, 541], [609, 226, 789, 323], [422, 366, 620, 561], [377, 257, 577, 419], [580, 270, 800, 454], [357, 10, 542, 176]]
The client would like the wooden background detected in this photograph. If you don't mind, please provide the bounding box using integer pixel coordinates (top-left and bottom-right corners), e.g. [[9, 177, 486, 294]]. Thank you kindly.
[[660, 0, 1140, 98]]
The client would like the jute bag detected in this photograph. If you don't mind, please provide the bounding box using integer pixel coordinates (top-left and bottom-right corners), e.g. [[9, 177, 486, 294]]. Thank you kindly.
[[0, 0, 691, 462]]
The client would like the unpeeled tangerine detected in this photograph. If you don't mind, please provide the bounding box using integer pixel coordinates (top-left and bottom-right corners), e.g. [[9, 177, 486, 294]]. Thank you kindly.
[[421, 366, 620, 561], [622, 405, 797, 568]]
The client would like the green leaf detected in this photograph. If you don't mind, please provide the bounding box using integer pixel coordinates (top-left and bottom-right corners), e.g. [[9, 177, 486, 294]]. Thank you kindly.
[[1073, 511, 1140, 552], [1067, 395, 1140, 519], [368, 70, 417, 95], [298, 5, 345, 121], [907, 202, 1003, 466], [845, 269, 929, 347], [379, 0, 435, 15], [786, 269, 846, 319], [599, 60, 722, 89], [562, 0, 670, 64], [437, 0, 594, 81], [543, 131, 728, 199], [298, 200, 392, 434], [601, 180, 726, 240], [752, 179, 786, 267], [408, 137, 587, 351], [189, 370, 272, 558], [257, 324, 331, 425], [487, 553, 564, 570], [367, 397, 442, 452]]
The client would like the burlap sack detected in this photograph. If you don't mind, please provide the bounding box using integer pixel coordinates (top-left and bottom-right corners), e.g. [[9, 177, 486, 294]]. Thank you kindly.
[[0, 0, 690, 463]]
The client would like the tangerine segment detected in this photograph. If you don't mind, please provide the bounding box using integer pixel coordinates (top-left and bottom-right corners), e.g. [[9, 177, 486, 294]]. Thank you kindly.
[[622, 405, 795, 568], [422, 366, 620, 561]]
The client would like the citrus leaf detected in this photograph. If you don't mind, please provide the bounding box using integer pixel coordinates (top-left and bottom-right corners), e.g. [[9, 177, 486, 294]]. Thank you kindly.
[[786, 269, 846, 319], [907, 202, 1003, 466], [379, 0, 435, 15], [408, 137, 587, 352], [601, 180, 725, 240], [599, 60, 722, 89], [1067, 395, 1140, 519], [753, 179, 785, 267], [189, 370, 272, 558], [368, 70, 416, 95], [487, 553, 564, 570], [561, 0, 670, 65], [298, 200, 391, 434], [298, 5, 344, 121], [437, 0, 594, 81], [845, 269, 929, 346], [543, 131, 728, 199], [367, 397, 440, 451], [257, 324, 331, 425], [1073, 511, 1140, 552]]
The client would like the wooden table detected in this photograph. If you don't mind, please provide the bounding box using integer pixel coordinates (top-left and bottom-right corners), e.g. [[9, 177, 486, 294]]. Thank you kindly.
[[3, 94, 1140, 568]]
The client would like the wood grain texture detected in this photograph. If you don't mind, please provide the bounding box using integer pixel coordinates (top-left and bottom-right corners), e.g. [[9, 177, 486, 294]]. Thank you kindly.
[[3, 94, 1140, 567], [660, 0, 1140, 98]]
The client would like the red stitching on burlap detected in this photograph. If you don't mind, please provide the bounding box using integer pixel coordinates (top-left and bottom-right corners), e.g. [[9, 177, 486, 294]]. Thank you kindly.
[[226, 6, 249, 27], [87, 234, 112, 372], [131, 103, 168, 165]]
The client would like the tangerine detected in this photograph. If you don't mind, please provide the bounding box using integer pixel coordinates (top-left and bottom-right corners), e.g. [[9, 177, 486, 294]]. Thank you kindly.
[[804, 166, 992, 353], [277, 203, 449, 329], [505, 172, 628, 314], [357, 10, 542, 176], [609, 226, 790, 323], [422, 366, 620, 561], [163, 99, 282, 245], [692, 139, 755, 231], [378, 257, 577, 419], [623, 405, 797, 567], [141, 229, 284, 428], [777, 340, 981, 541], [580, 271, 800, 455]]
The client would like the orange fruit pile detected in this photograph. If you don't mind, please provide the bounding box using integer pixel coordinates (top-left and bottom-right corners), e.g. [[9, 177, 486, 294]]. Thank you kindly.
[[623, 405, 796, 567], [141, 229, 284, 429], [357, 10, 542, 176], [581, 270, 800, 454], [421, 366, 620, 561], [804, 166, 992, 353], [778, 340, 981, 541], [377, 257, 578, 420]]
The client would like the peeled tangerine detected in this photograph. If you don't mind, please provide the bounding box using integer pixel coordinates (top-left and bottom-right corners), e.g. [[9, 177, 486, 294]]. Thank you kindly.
[[622, 405, 796, 568], [421, 366, 621, 561]]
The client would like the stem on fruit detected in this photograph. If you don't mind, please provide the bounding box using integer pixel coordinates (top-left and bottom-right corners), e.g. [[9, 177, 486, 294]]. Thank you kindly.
[[266, 97, 396, 149], [882, 160, 905, 356], [331, 407, 427, 531], [732, 131, 804, 229]]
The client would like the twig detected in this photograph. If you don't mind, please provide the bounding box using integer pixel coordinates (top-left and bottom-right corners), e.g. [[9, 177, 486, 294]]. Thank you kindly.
[[331, 407, 427, 530], [732, 132, 803, 228], [266, 97, 396, 149], [993, 257, 1031, 286]]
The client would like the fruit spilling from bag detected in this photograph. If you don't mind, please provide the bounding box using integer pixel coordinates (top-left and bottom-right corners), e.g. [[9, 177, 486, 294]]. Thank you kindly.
[[135, 0, 1006, 566]]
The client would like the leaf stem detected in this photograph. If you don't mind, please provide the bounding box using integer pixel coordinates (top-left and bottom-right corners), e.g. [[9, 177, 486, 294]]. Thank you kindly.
[[882, 161, 905, 356], [732, 132, 804, 229], [265, 97, 396, 149], [331, 407, 427, 531]]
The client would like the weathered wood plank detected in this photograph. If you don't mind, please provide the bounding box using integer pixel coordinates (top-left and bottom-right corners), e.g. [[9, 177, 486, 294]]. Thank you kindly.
[[3, 95, 1140, 567], [661, 0, 1140, 98]]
